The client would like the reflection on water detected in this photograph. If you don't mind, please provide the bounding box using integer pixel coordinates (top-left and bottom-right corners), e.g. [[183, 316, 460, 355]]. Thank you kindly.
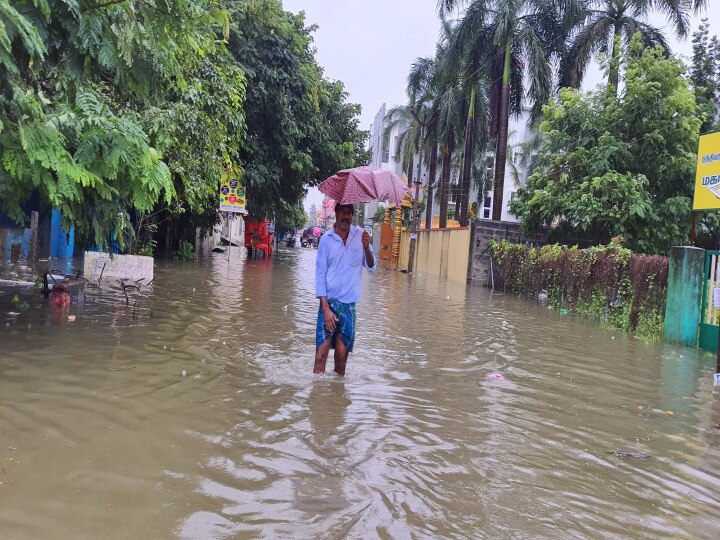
[[2, 246, 720, 539]]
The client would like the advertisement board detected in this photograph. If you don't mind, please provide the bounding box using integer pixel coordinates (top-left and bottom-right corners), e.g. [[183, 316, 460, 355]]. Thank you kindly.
[[219, 171, 246, 214], [692, 131, 720, 210]]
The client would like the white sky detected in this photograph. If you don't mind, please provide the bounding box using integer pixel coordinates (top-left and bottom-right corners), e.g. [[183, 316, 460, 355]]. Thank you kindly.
[[280, 0, 718, 211]]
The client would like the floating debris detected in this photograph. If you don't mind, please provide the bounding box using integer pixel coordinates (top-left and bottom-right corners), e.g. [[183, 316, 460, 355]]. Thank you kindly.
[[613, 450, 649, 458], [11, 295, 29, 311]]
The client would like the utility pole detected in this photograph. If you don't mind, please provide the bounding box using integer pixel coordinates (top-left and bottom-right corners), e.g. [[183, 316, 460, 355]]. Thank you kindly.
[[408, 125, 425, 274]]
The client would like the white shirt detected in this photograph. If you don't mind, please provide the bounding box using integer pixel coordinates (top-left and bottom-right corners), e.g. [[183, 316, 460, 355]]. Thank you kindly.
[[315, 225, 376, 303]]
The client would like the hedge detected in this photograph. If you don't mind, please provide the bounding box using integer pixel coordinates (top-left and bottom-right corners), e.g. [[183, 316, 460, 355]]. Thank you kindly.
[[489, 240, 668, 342]]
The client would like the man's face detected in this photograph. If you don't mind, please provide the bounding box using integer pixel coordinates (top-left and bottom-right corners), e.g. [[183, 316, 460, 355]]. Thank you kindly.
[[335, 205, 353, 233]]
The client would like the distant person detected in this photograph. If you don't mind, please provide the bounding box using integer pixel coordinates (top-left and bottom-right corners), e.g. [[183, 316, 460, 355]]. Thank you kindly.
[[314, 203, 376, 376]]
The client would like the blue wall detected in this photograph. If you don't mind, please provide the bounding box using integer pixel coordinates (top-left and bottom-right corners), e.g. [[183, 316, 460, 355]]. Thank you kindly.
[[50, 209, 75, 258], [0, 209, 74, 260], [0, 228, 28, 259]]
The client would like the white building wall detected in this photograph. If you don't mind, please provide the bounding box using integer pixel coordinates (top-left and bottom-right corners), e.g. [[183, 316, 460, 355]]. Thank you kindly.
[[481, 107, 533, 224], [365, 104, 409, 226], [369, 104, 386, 169]]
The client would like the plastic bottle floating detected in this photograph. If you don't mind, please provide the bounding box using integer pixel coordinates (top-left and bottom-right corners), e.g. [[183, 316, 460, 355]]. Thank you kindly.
[[485, 373, 505, 380]]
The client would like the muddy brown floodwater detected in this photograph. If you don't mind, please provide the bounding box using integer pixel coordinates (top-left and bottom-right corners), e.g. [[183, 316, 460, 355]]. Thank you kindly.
[[1, 246, 720, 539]]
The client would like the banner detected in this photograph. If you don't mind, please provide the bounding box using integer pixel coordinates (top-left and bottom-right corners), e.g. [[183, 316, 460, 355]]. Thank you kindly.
[[692, 131, 720, 210], [219, 171, 246, 214]]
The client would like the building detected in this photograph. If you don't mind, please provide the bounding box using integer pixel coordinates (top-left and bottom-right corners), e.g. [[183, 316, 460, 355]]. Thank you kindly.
[[318, 197, 335, 228], [479, 107, 534, 223], [1, 207, 74, 263], [365, 104, 418, 226]]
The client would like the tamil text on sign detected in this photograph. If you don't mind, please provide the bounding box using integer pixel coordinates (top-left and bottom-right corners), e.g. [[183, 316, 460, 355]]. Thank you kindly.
[[692, 131, 720, 211]]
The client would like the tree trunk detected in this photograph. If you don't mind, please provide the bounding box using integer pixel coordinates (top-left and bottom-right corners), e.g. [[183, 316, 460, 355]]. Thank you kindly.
[[425, 146, 437, 229], [439, 145, 452, 228], [460, 89, 475, 226], [492, 84, 510, 221], [492, 42, 512, 222], [407, 156, 414, 187], [608, 26, 622, 94]]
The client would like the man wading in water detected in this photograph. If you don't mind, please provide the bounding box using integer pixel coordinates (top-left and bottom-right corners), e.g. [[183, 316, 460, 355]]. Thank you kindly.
[[314, 203, 376, 376]]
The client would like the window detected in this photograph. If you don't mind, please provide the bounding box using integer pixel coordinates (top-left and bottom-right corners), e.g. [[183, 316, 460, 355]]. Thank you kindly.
[[483, 196, 491, 219]]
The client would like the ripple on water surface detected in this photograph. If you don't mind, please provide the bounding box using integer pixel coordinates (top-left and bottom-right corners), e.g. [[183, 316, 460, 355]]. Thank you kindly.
[[1, 248, 720, 539]]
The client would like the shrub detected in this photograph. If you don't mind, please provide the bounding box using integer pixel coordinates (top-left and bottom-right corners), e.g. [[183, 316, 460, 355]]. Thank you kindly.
[[489, 240, 668, 341]]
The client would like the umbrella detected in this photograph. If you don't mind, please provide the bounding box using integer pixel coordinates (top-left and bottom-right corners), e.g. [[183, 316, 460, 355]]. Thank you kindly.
[[304, 226, 323, 238], [317, 166, 409, 207]]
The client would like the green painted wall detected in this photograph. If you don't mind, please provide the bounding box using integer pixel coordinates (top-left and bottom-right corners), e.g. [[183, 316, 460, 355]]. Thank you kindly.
[[664, 246, 705, 347]]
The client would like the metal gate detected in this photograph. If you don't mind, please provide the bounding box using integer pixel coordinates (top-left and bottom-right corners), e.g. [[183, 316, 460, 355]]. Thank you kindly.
[[699, 250, 720, 352]]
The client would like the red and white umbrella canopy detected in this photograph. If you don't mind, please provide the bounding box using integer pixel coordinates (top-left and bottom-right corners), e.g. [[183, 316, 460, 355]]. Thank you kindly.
[[317, 166, 409, 207]]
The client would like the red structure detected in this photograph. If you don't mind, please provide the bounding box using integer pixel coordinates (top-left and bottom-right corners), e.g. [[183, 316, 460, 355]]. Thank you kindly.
[[243, 217, 274, 257]]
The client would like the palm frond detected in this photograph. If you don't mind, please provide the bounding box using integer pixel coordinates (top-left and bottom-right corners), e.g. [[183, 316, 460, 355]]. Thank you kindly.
[[560, 15, 613, 88], [633, 21, 672, 54]]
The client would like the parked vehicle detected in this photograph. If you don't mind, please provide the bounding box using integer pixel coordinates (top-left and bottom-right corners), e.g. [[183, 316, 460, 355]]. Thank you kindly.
[[301, 226, 324, 248]]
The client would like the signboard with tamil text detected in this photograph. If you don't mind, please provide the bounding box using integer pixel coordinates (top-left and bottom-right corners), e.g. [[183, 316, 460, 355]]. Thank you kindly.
[[219, 171, 246, 214], [692, 131, 720, 210]]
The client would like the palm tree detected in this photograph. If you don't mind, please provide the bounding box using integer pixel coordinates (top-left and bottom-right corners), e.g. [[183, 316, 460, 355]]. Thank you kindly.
[[432, 70, 467, 228], [440, 0, 582, 221], [425, 15, 493, 227], [389, 16, 492, 229], [560, 0, 708, 92], [384, 54, 441, 187], [383, 103, 421, 186]]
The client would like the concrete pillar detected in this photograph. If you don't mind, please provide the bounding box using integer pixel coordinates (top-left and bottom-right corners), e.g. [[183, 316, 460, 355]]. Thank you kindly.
[[391, 206, 402, 269], [28, 211, 39, 261], [664, 246, 705, 347]]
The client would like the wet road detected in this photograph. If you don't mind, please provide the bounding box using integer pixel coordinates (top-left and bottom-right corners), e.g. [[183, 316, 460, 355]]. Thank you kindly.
[[1, 246, 720, 539]]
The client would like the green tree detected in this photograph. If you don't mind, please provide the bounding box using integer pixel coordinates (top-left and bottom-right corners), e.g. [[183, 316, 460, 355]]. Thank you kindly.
[[372, 204, 386, 223], [226, 0, 369, 221], [688, 19, 720, 249], [0, 0, 244, 250], [510, 36, 701, 254], [383, 101, 421, 185], [560, 0, 706, 92], [274, 201, 307, 238], [141, 56, 246, 249], [688, 19, 720, 133], [440, 0, 582, 221], [386, 16, 493, 230]]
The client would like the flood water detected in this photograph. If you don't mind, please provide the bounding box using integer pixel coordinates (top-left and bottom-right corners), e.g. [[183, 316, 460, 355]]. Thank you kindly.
[[2, 246, 720, 539]]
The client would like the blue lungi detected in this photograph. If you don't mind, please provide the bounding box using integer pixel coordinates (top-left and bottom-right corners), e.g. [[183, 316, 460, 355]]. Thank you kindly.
[[316, 298, 356, 353]]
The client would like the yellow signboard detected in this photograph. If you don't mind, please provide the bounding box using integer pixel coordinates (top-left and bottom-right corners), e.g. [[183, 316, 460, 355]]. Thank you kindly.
[[219, 171, 246, 214], [693, 131, 720, 210]]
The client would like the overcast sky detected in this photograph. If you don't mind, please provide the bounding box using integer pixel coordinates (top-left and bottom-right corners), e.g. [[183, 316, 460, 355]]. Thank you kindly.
[[280, 0, 717, 211]]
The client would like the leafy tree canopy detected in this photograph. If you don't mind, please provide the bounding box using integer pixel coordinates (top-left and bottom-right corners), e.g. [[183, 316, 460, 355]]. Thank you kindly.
[[688, 18, 720, 134], [225, 0, 370, 220], [687, 19, 720, 248], [510, 35, 701, 254], [0, 0, 245, 250]]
